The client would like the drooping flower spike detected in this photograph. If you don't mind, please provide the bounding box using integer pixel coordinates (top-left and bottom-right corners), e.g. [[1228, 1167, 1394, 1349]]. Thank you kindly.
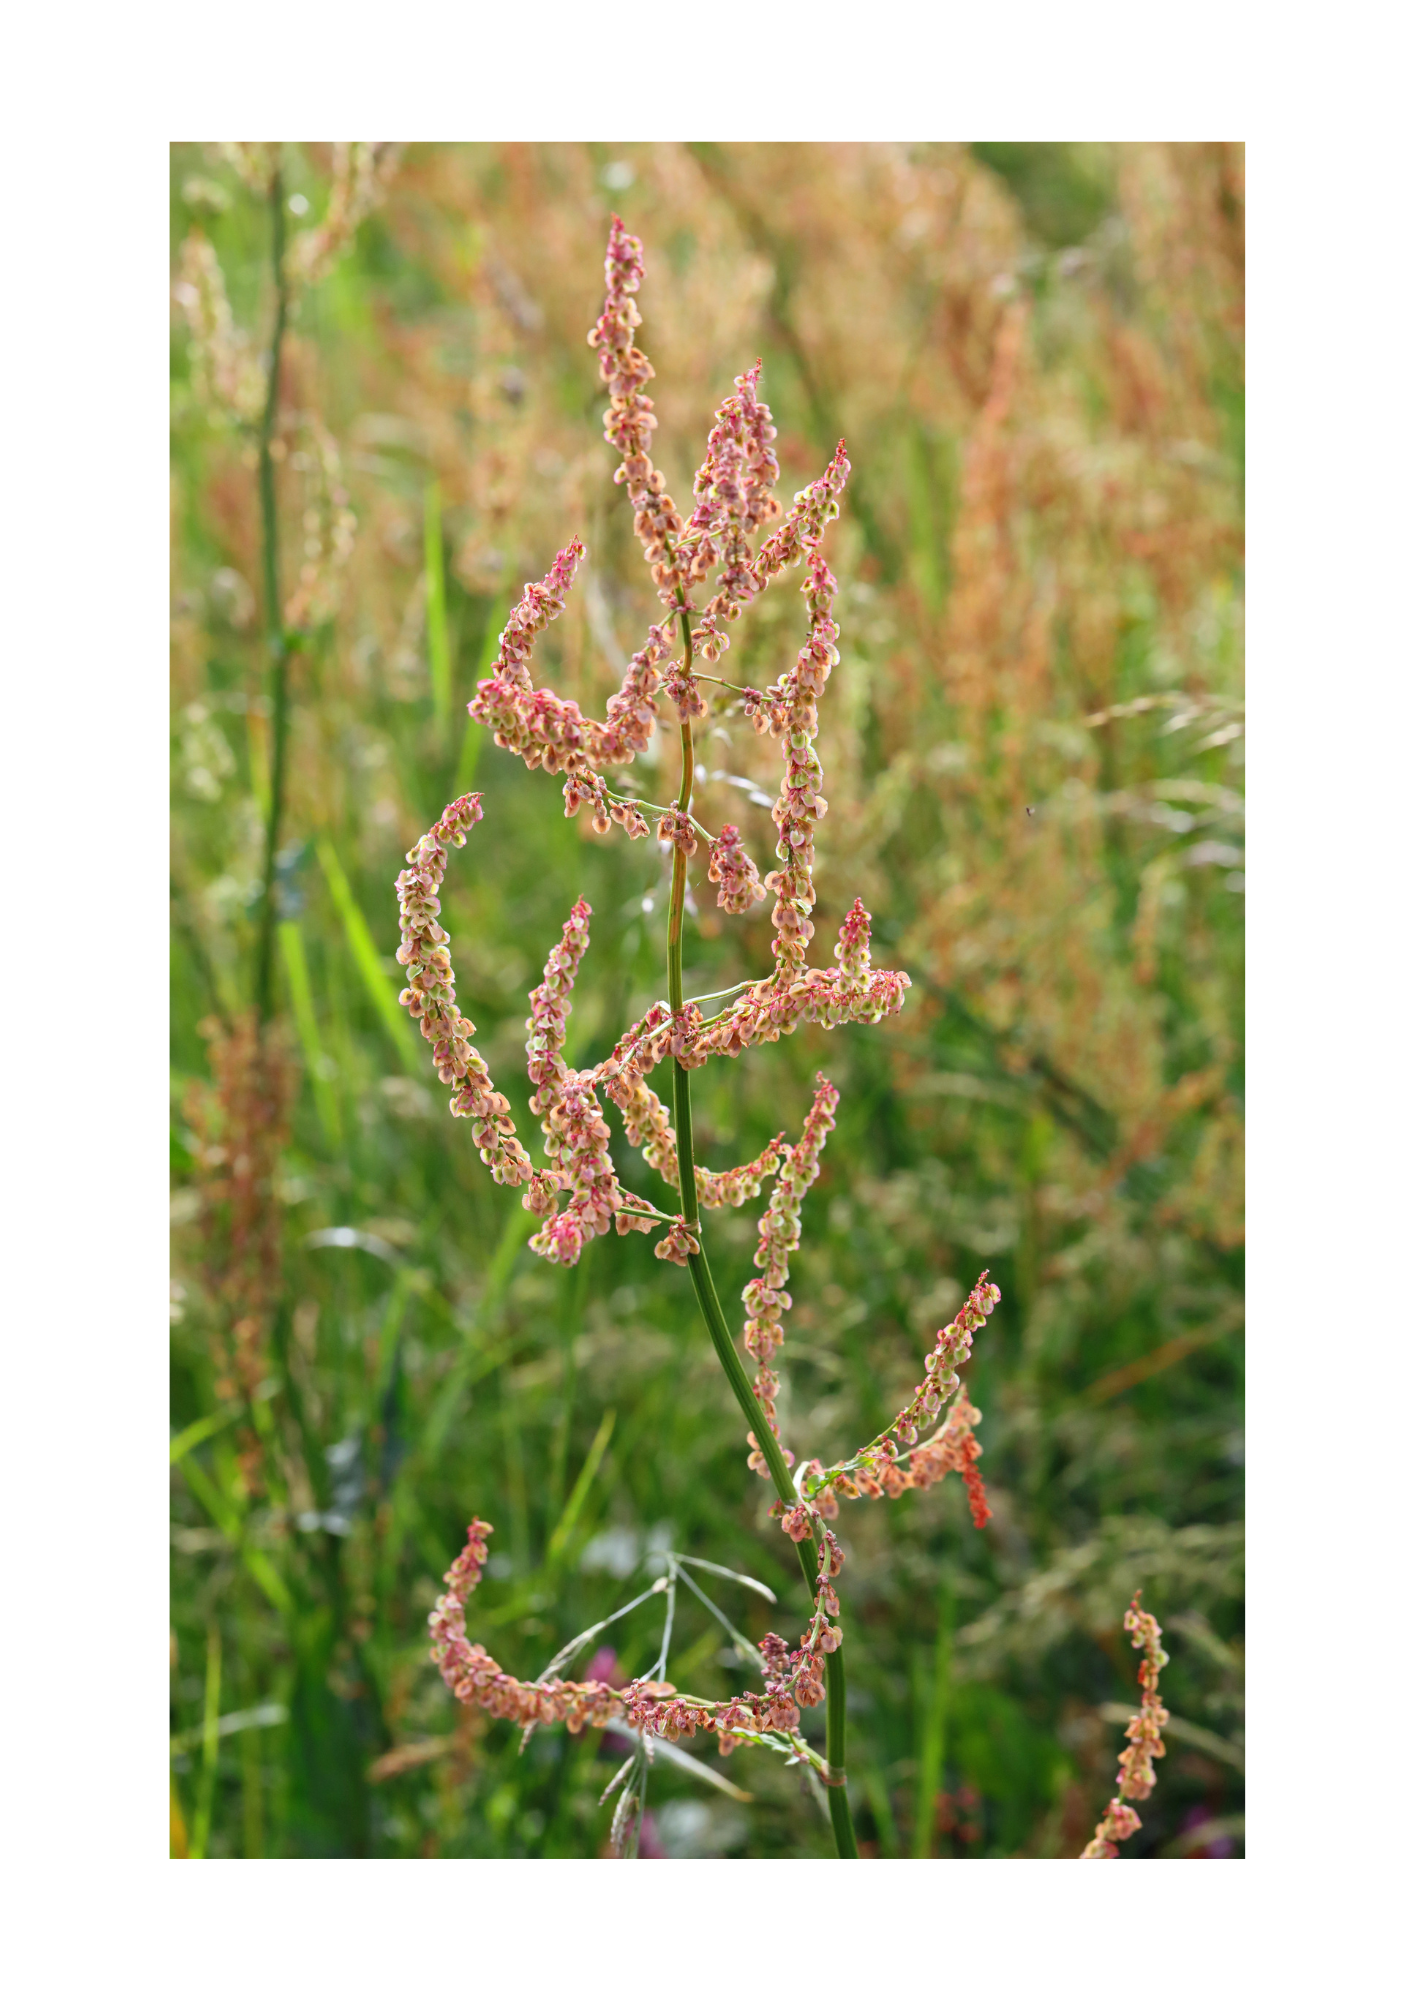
[[802, 1271, 1001, 1524], [613, 1074, 784, 1210], [395, 792, 549, 1205], [1080, 1592, 1171, 1858], [743, 1075, 839, 1476], [430, 1520, 626, 1734]]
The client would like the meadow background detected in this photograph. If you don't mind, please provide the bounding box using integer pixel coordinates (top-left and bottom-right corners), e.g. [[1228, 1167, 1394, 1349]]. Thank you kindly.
[[169, 141, 1244, 1860]]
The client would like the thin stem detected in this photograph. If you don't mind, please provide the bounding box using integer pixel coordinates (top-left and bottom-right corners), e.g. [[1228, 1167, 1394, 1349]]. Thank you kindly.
[[601, 783, 713, 845], [692, 671, 758, 697], [653, 1573, 677, 1681], [662, 613, 857, 1858], [254, 161, 292, 1024], [684, 978, 754, 1008], [813, 1405, 964, 1488], [533, 1578, 668, 1685]]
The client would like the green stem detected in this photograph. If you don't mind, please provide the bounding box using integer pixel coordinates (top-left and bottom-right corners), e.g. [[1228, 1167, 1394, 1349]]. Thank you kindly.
[[254, 160, 292, 1024], [663, 621, 857, 1858]]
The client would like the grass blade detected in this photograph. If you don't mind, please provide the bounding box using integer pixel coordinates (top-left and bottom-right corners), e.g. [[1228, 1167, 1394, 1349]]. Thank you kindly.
[[545, 1409, 616, 1567], [277, 919, 343, 1147], [675, 1555, 777, 1604], [170, 1405, 241, 1465], [170, 1702, 289, 1758], [189, 1625, 222, 1859], [176, 1457, 291, 1614], [533, 1577, 667, 1684], [671, 1562, 765, 1675], [453, 589, 506, 792], [614, 1726, 754, 1804], [314, 835, 421, 1074], [424, 478, 451, 732]]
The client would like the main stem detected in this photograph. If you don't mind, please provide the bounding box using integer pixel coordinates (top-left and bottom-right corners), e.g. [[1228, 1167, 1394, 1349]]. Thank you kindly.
[[665, 627, 858, 1859], [254, 161, 292, 1025]]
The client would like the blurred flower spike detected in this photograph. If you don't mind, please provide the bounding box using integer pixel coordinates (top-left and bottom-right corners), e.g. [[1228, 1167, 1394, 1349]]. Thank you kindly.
[[1080, 1591, 1171, 1858]]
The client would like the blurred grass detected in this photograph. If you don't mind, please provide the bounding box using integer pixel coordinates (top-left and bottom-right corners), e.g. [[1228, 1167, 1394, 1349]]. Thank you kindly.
[[171, 141, 1243, 1859]]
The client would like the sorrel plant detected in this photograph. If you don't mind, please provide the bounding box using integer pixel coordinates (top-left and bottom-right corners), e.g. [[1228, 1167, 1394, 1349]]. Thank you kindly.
[[396, 219, 1005, 1858]]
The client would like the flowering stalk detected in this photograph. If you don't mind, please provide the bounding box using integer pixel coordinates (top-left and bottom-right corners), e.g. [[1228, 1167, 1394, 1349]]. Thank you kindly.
[[176, 146, 392, 1024], [661, 696, 859, 1856], [1080, 1592, 1171, 1857], [253, 160, 292, 1025], [407, 217, 1000, 1861]]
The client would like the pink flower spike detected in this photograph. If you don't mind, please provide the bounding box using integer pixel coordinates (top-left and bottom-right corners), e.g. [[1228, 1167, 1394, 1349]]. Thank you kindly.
[[707, 824, 767, 915], [1079, 1593, 1171, 1857]]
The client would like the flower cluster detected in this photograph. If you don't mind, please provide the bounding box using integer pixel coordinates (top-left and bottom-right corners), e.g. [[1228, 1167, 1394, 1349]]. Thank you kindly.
[[565, 769, 655, 841], [707, 824, 767, 915], [177, 147, 398, 430], [743, 1076, 839, 1476], [396, 800, 708, 1256], [430, 1520, 625, 1735], [682, 362, 781, 662], [833, 897, 873, 991], [623, 1530, 847, 1758], [588, 215, 687, 605], [1080, 1592, 1171, 1858], [428, 1508, 854, 1773], [804, 1272, 1001, 1525], [395, 793, 546, 1198], [286, 142, 400, 289], [593, 906, 909, 1093], [522, 902, 637, 1264], [652, 1216, 702, 1265], [748, 441, 852, 599], [173, 233, 266, 424], [761, 551, 842, 972], [654, 807, 699, 859], [528, 1068, 620, 1264], [470, 550, 675, 809], [525, 897, 591, 1120], [887, 1272, 1000, 1448], [613, 1074, 784, 1210], [662, 656, 709, 722], [760, 1526, 844, 1715], [282, 412, 357, 632]]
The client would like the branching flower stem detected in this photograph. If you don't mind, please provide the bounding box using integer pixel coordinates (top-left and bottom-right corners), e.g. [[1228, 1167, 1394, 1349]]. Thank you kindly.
[[599, 782, 714, 846], [692, 671, 758, 698], [254, 161, 293, 1024], [664, 605, 859, 1858]]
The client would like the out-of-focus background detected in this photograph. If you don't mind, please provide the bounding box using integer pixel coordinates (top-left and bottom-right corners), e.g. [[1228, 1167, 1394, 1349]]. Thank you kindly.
[[170, 142, 1243, 1860]]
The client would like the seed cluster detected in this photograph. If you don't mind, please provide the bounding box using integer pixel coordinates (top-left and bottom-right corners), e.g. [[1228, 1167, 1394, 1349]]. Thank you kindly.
[[743, 1076, 839, 1477], [613, 1075, 784, 1210], [806, 1272, 1001, 1525], [395, 792, 542, 1197], [707, 823, 767, 915], [1080, 1593, 1171, 1858], [430, 1520, 625, 1734]]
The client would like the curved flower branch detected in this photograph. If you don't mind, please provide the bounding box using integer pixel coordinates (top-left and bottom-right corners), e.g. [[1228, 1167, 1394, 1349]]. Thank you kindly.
[[1080, 1593, 1171, 1858]]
